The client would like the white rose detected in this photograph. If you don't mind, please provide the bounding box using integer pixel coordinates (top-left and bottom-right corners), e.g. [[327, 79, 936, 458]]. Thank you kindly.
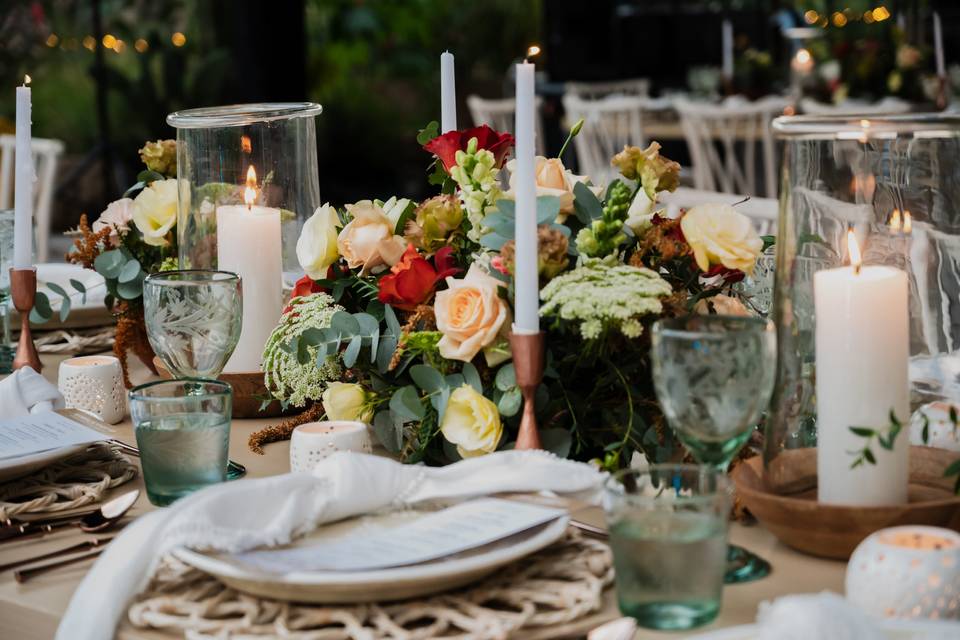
[[132, 179, 179, 247], [338, 200, 407, 274], [680, 204, 763, 274], [296, 204, 340, 279], [92, 198, 135, 236], [506, 156, 601, 222]]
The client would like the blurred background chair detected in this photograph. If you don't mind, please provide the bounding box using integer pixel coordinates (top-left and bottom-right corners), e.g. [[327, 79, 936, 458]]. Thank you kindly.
[[562, 94, 647, 185], [564, 78, 651, 99], [0, 135, 65, 263], [674, 96, 789, 199], [798, 97, 913, 116], [466, 95, 546, 155]]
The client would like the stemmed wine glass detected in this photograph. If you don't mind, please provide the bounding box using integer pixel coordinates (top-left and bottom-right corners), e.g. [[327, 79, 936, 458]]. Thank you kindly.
[[651, 314, 777, 583]]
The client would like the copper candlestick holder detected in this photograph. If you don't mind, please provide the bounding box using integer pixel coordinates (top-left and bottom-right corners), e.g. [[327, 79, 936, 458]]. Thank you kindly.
[[10, 267, 42, 373], [508, 330, 545, 450]]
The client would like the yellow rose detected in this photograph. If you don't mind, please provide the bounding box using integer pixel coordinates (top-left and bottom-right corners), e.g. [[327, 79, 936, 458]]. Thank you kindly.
[[440, 384, 503, 458], [321, 382, 374, 423], [680, 204, 763, 274], [506, 156, 600, 222], [338, 200, 407, 274], [435, 264, 509, 362], [132, 179, 179, 247], [297, 204, 340, 278]]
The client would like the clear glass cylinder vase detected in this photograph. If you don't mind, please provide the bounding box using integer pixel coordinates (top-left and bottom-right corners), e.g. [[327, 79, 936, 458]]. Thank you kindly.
[[166, 102, 322, 286], [764, 114, 960, 491]]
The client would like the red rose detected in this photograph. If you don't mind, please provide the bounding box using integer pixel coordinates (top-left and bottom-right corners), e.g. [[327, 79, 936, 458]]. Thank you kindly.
[[423, 125, 515, 172], [378, 245, 461, 311], [703, 264, 745, 284], [291, 275, 324, 300]]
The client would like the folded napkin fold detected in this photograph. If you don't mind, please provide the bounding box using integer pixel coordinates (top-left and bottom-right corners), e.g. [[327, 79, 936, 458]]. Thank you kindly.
[[57, 449, 605, 640], [0, 366, 64, 419]]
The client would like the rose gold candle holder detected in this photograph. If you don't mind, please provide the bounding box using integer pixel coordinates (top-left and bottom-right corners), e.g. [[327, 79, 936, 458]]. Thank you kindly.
[[508, 330, 545, 450], [10, 267, 42, 373]]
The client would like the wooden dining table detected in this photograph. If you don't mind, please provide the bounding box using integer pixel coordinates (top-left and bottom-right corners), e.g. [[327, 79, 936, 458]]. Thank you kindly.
[[0, 351, 847, 639]]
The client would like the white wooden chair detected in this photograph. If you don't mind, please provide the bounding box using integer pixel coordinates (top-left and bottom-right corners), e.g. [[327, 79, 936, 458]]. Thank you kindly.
[[674, 96, 789, 199], [565, 78, 651, 100], [799, 97, 912, 116], [562, 94, 646, 186], [466, 95, 546, 155], [0, 135, 65, 263]]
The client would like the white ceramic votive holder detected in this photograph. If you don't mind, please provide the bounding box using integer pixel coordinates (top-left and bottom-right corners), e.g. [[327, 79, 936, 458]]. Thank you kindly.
[[846, 525, 960, 620], [289, 421, 373, 472], [57, 355, 126, 424]]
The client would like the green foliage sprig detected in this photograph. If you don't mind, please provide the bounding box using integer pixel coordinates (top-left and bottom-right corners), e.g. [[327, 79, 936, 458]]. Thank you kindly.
[[847, 410, 904, 469]]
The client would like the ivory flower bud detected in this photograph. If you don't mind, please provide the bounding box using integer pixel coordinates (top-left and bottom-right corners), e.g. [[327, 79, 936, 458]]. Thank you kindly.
[[440, 384, 503, 458], [680, 204, 763, 274], [132, 179, 179, 247], [297, 204, 340, 278], [338, 200, 407, 274], [435, 264, 509, 362], [321, 382, 374, 423]]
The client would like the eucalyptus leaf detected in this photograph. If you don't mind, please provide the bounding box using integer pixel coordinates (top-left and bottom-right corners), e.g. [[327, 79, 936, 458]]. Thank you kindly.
[[536, 195, 561, 224], [30, 291, 53, 323], [573, 181, 603, 223], [495, 363, 516, 391], [343, 335, 363, 368], [47, 282, 68, 298], [330, 311, 360, 335], [539, 428, 572, 458], [431, 385, 451, 422], [410, 365, 446, 393], [116, 273, 145, 300], [480, 233, 510, 251], [383, 305, 401, 338], [494, 199, 516, 218], [461, 362, 482, 393], [376, 335, 398, 373], [118, 260, 142, 284], [372, 411, 404, 453], [59, 296, 71, 322], [498, 387, 522, 417], [69, 278, 87, 304], [390, 385, 425, 421], [94, 250, 126, 279], [444, 373, 465, 390]]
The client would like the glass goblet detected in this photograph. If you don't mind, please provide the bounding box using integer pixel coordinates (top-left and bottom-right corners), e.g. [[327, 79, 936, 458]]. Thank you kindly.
[[651, 314, 777, 583], [143, 270, 243, 379]]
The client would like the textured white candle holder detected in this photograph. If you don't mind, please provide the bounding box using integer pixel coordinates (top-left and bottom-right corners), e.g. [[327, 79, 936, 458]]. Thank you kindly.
[[846, 525, 960, 620], [57, 355, 126, 424], [289, 421, 373, 472]]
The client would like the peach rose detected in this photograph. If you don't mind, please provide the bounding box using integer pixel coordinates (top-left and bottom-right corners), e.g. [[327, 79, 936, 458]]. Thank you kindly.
[[506, 156, 599, 222], [337, 200, 406, 274], [435, 264, 509, 362]]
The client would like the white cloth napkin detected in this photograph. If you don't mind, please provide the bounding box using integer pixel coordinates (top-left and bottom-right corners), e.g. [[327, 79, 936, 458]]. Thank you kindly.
[[0, 366, 64, 419], [57, 449, 605, 640]]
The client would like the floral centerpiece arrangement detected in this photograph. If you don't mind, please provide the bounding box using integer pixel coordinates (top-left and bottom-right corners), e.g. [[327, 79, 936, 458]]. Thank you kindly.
[[254, 122, 765, 469], [33, 140, 180, 386]]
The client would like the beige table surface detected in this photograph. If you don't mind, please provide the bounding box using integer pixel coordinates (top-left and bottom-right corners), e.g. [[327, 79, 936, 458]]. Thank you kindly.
[[0, 352, 846, 639]]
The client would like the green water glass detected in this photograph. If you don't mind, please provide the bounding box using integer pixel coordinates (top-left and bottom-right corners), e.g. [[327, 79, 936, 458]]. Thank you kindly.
[[604, 465, 730, 631], [651, 314, 777, 583], [129, 379, 232, 506]]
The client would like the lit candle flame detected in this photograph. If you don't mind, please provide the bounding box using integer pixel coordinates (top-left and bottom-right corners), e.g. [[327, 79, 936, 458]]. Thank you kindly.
[[889, 209, 901, 232], [240, 135, 252, 154], [903, 210, 912, 234], [847, 228, 862, 275], [244, 165, 257, 209], [23, 74, 31, 86], [525, 45, 541, 61]]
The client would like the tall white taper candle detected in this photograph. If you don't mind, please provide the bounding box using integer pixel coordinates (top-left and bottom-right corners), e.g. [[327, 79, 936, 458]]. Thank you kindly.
[[14, 79, 33, 269], [722, 20, 734, 80], [934, 12, 946, 78], [440, 51, 457, 133], [513, 61, 539, 334], [815, 231, 909, 505]]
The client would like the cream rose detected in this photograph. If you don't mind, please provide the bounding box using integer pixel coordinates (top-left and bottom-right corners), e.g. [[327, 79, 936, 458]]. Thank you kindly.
[[321, 382, 374, 423], [92, 198, 135, 236], [680, 204, 763, 274], [506, 156, 600, 222], [132, 179, 178, 247], [440, 384, 503, 458], [435, 264, 509, 362], [297, 204, 341, 278], [338, 200, 406, 274]]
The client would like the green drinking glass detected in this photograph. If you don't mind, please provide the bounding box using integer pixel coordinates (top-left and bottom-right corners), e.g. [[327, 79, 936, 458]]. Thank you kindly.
[[604, 465, 731, 630], [651, 314, 777, 583]]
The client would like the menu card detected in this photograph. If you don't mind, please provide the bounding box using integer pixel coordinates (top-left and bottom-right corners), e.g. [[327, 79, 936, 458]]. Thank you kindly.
[[234, 498, 567, 573], [0, 411, 107, 459]]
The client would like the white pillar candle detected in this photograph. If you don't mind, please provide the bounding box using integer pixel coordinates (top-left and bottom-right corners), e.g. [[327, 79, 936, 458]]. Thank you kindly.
[[513, 61, 539, 335], [13, 77, 33, 269], [440, 51, 457, 133], [934, 12, 946, 78], [722, 20, 734, 81], [815, 231, 909, 505], [216, 166, 283, 372]]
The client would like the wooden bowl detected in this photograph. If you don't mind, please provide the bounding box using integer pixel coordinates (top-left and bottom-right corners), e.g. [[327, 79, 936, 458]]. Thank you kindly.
[[153, 357, 298, 419], [732, 447, 960, 560]]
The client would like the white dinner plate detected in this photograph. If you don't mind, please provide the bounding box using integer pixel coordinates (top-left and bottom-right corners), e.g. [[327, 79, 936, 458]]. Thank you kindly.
[[174, 506, 570, 603], [689, 619, 960, 639], [0, 443, 91, 483]]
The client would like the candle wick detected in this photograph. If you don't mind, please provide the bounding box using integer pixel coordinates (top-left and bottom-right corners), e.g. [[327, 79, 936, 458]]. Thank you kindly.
[[854, 263, 862, 276]]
